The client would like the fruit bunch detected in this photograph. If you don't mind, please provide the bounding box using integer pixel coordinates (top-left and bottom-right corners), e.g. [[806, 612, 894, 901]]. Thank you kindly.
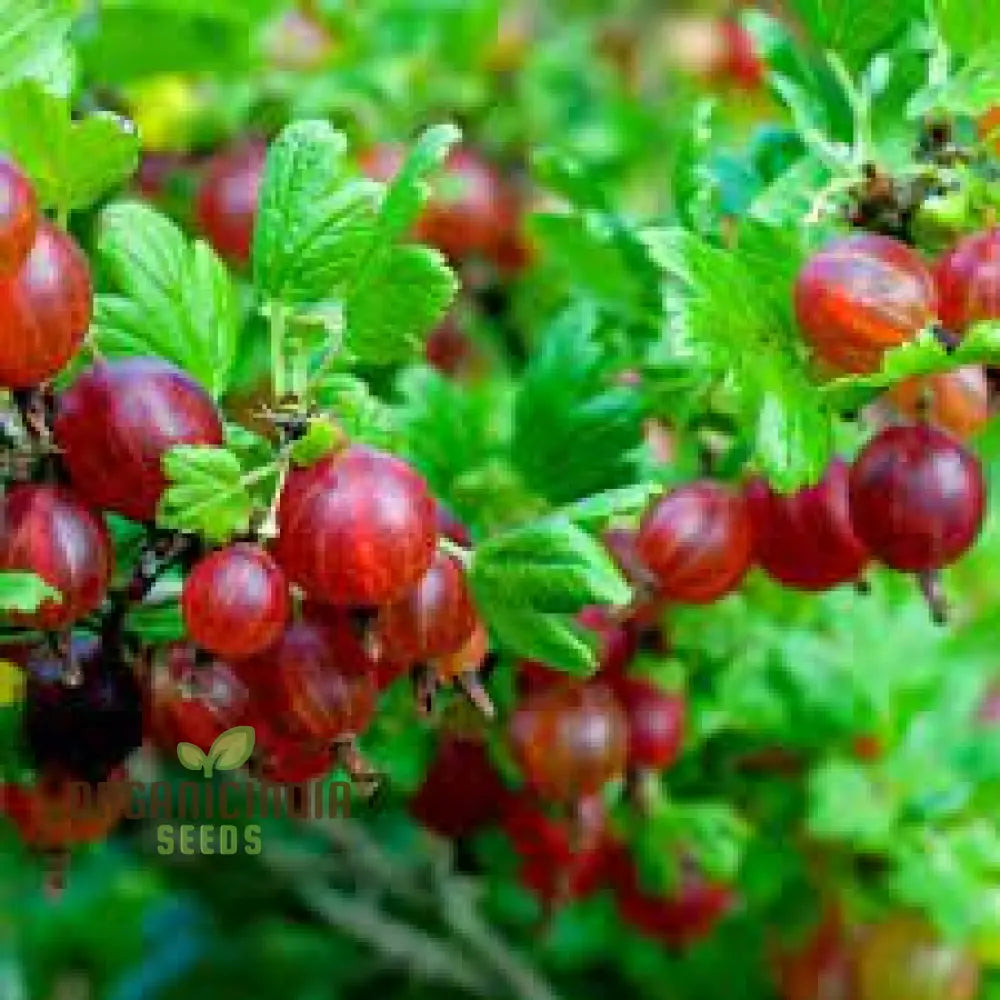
[[0, 134, 513, 863]]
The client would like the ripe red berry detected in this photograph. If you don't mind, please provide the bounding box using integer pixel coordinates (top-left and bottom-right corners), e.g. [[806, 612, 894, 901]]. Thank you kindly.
[[614, 678, 686, 771], [134, 151, 191, 202], [849, 424, 985, 573], [772, 909, 857, 1000], [362, 145, 520, 266], [410, 736, 508, 838], [195, 139, 266, 265], [181, 543, 290, 660], [377, 552, 477, 665], [716, 18, 764, 90], [252, 617, 377, 745], [0, 222, 91, 388], [25, 636, 143, 783], [795, 235, 937, 374], [935, 227, 1000, 335], [0, 485, 111, 629], [275, 444, 437, 607], [148, 645, 257, 753], [0, 157, 37, 278], [54, 358, 224, 522], [603, 527, 664, 625], [2, 772, 126, 851], [888, 366, 989, 441], [254, 737, 333, 784], [502, 795, 613, 903], [509, 683, 628, 804], [744, 459, 870, 591], [425, 315, 484, 378], [637, 481, 753, 603], [610, 850, 733, 948]]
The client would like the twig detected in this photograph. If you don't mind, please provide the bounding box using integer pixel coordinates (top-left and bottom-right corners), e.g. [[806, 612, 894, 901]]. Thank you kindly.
[[264, 846, 493, 996]]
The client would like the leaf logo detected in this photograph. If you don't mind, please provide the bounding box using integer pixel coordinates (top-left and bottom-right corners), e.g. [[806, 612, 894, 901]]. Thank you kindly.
[[177, 726, 256, 778]]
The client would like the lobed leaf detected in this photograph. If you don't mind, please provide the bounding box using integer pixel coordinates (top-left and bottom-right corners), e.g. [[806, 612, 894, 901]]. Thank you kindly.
[[0, 82, 139, 213], [93, 202, 240, 398], [157, 445, 255, 543]]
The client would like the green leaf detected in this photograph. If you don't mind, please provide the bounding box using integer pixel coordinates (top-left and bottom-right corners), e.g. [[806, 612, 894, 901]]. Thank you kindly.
[[483, 603, 598, 677], [471, 517, 631, 613], [932, 0, 1000, 57], [0, 571, 59, 615], [76, 0, 275, 84], [642, 223, 831, 490], [345, 245, 457, 364], [554, 483, 660, 530], [157, 445, 255, 543], [0, 82, 139, 214], [808, 758, 900, 850], [512, 304, 644, 504], [786, 0, 923, 70], [908, 45, 1000, 118], [821, 321, 1000, 411], [125, 599, 185, 643], [531, 210, 660, 324], [376, 122, 462, 243], [312, 373, 397, 448], [206, 725, 256, 774], [93, 202, 240, 398], [252, 119, 382, 306], [0, 0, 74, 92], [177, 742, 207, 771], [101, 0, 275, 17]]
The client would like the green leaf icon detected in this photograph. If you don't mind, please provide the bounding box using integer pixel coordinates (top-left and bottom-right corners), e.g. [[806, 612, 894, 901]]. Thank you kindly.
[[205, 726, 256, 777], [177, 742, 207, 772]]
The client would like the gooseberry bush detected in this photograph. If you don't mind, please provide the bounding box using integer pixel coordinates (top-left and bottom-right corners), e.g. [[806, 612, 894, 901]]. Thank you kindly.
[[8, 1, 1000, 999]]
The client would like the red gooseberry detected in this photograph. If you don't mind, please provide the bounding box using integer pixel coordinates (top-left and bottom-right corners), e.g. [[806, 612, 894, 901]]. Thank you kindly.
[[25, 635, 143, 783], [274, 444, 437, 607], [614, 677, 686, 771], [888, 366, 989, 441], [195, 139, 266, 265], [362, 145, 521, 266], [637, 481, 753, 603], [1, 771, 126, 851], [502, 795, 614, 904], [249, 615, 377, 746], [771, 908, 858, 1000], [744, 459, 870, 591], [715, 17, 764, 90], [935, 227, 1000, 335], [0, 156, 37, 279], [148, 645, 258, 753], [610, 849, 734, 948], [848, 424, 985, 574], [54, 357, 225, 523], [509, 682, 628, 804], [0, 222, 91, 388], [410, 736, 509, 839], [181, 543, 290, 660], [795, 234, 937, 374], [0, 484, 111, 629], [378, 551, 478, 667]]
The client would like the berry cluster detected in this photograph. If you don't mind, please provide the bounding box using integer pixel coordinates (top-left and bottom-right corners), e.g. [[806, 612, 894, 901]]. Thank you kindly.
[[0, 154, 499, 860]]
